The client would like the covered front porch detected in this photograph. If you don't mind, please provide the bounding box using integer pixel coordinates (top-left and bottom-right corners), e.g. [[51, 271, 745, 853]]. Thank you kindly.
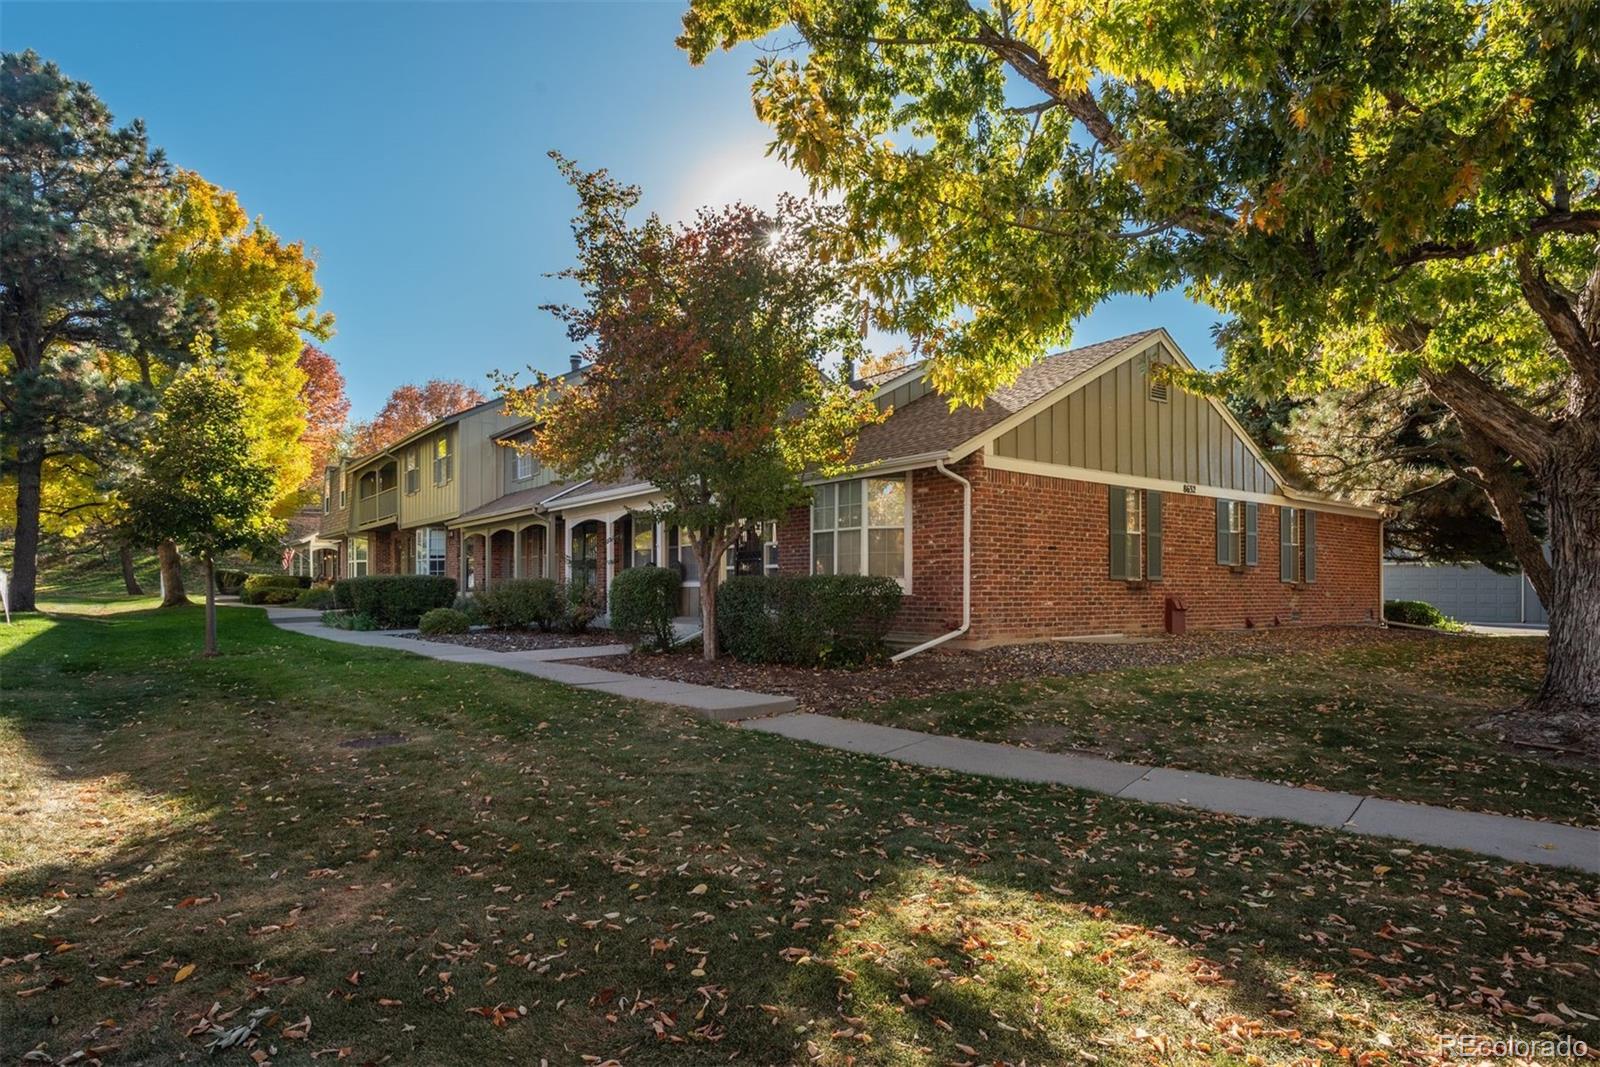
[[453, 518, 557, 593]]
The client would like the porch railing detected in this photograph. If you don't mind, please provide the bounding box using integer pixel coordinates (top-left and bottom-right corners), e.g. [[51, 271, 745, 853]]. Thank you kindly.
[[357, 487, 398, 526]]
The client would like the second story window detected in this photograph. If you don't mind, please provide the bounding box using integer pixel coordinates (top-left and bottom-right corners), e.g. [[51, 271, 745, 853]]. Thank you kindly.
[[515, 449, 534, 481], [405, 449, 420, 494], [433, 436, 453, 486]]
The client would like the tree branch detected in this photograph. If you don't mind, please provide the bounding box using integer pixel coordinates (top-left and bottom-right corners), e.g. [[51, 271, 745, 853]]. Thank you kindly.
[[1392, 210, 1600, 268], [1421, 363, 1556, 471], [1515, 247, 1600, 394]]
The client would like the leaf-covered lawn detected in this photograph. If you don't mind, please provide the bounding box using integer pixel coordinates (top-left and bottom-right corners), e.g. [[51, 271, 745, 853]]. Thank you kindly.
[[2, 605, 1596, 1065], [847, 632, 1598, 828]]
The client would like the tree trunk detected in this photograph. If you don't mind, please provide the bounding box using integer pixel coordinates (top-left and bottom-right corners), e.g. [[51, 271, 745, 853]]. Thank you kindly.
[[203, 553, 218, 657], [118, 542, 144, 595], [696, 533, 725, 661], [1524, 430, 1600, 749], [9, 443, 43, 613], [158, 540, 189, 607]]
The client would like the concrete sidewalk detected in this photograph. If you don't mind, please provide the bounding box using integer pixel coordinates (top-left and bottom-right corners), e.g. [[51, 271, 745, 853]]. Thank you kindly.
[[745, 713, 1600, 873], [252, 605, 795, 720]]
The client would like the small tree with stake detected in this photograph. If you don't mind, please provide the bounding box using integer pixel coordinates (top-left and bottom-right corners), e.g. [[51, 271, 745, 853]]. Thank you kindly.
[[126, 366, 280, 655], [497, 154, 880, 660]]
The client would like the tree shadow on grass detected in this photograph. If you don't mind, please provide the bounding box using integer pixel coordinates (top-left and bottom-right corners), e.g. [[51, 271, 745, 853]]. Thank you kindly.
[[3, 606, 1596, 1064]]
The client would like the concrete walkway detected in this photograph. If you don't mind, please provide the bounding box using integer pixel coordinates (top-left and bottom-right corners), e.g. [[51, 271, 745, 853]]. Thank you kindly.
[[745, 714, 1600, 873], [253, 605, 794, 720]]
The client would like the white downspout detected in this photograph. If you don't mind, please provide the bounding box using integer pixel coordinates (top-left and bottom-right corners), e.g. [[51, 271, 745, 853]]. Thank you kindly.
[[892, 459, 971, 661]]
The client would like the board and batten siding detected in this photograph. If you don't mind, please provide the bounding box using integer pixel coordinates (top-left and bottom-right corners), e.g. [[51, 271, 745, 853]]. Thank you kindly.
[[876, 373, 935, 413], [396, 426, 459, 528], [456, 402, 528, 514], [992, 343, 1278, 495], [501, 430, 561, 493]]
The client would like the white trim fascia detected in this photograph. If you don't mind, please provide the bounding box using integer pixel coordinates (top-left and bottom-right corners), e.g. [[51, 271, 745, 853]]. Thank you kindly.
[[982, 449, 1384, 519]]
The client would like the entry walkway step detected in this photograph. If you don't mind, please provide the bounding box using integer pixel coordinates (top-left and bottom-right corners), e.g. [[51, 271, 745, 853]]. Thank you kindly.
[[744, 713, 1599, 873]]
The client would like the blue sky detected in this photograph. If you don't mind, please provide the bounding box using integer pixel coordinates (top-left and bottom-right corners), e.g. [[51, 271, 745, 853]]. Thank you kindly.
[[7, 1, 1222, 418]]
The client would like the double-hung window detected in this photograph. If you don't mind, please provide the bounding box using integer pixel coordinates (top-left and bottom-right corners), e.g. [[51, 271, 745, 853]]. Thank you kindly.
[[432, 436, 453, 487], [1280, 507, 1317, 583], [404, 449, 421, 495], [1108, 485, 1162, 581], [811, 476, 910, 585], [1216, 499, 1258, 567], [414, 527, 446, 576], [514, 450, 535, 482]]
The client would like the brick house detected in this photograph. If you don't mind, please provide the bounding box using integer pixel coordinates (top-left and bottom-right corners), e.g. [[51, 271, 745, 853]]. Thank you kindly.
[[299, 329, 1385, 648]]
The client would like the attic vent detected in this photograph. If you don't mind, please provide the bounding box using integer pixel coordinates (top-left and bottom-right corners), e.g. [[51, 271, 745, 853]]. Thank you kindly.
[[1147, 377, 1170, 403]]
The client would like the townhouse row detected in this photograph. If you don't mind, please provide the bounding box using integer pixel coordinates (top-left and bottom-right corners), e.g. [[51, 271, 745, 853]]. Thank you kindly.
[[287, 329, 1387, 646]]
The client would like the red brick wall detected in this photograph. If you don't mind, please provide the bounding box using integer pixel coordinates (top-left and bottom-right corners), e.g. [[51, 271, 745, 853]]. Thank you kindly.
[[444, 530, 461, 585], [775, 453, 1381, 643], [968, 457, 1380, 641]]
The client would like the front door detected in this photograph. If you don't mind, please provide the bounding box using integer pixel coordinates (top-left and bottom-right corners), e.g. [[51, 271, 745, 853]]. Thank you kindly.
[[570, 521, 600, 591]]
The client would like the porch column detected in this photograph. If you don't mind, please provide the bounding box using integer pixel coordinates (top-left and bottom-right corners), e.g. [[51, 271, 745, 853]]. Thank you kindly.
[[513, 527, 523, 579], [655, 521, 667, 567], [563, 521, 574, 584], [459, 530, 469, 591]]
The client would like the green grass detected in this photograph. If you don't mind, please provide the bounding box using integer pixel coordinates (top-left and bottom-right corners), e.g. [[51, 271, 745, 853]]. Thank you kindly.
[[848, 633, 1596, 828], [2, 606, 1596, 1064]]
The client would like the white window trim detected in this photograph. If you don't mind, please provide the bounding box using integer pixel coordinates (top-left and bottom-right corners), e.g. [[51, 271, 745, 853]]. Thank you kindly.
[[808, 473, 913, 592], [514, 450, 535, 482], [348, 536, 369, 578], [433, 436, 453, 487]]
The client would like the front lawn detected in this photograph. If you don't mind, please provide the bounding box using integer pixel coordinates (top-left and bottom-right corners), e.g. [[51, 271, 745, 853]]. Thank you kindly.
[[848, 630, 1598, 828], [2, 605, 1596, 1064]]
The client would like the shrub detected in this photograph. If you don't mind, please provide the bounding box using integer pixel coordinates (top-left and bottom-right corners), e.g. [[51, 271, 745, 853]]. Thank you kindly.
[[332, 575, 457, 628], [717, 574, 902, 667], [561, 582, 601, 634], [609, 567, 681, 651], [453, 593, 485, 627], [295, 586, 335, 610], [241, 573, 305, 603], [1385, 599, 1456, 628], [418, 607, 471, 635], [476, 578, 561, 631]]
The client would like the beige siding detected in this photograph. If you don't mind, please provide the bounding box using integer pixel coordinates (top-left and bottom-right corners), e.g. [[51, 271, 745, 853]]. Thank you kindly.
[[993, 343, 1278, 494], [397, 426, 460, 527], [457, 401, 525, 513], [500, 430, 561, 493]]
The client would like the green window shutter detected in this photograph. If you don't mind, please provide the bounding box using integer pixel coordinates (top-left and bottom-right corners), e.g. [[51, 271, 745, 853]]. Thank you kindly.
[[1216, 498, 1230, 565], [1280, 507, 1296, 582], [1245, 503, 1259, 566], [1304, 510, 1317, 582], [1146, 491, 1163, 581], [1108, 485, 1127, 580]]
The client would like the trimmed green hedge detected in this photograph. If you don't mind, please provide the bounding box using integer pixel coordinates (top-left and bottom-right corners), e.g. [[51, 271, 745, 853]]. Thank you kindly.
[[609, 567, 681, 651], [717, 574, 902, 666], [241, 574, 308, 603], [476, 578, 562, 631], [418, 607, 471, 635], [333, 575, 457, 628], [1384, 599, 1450, 627]]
